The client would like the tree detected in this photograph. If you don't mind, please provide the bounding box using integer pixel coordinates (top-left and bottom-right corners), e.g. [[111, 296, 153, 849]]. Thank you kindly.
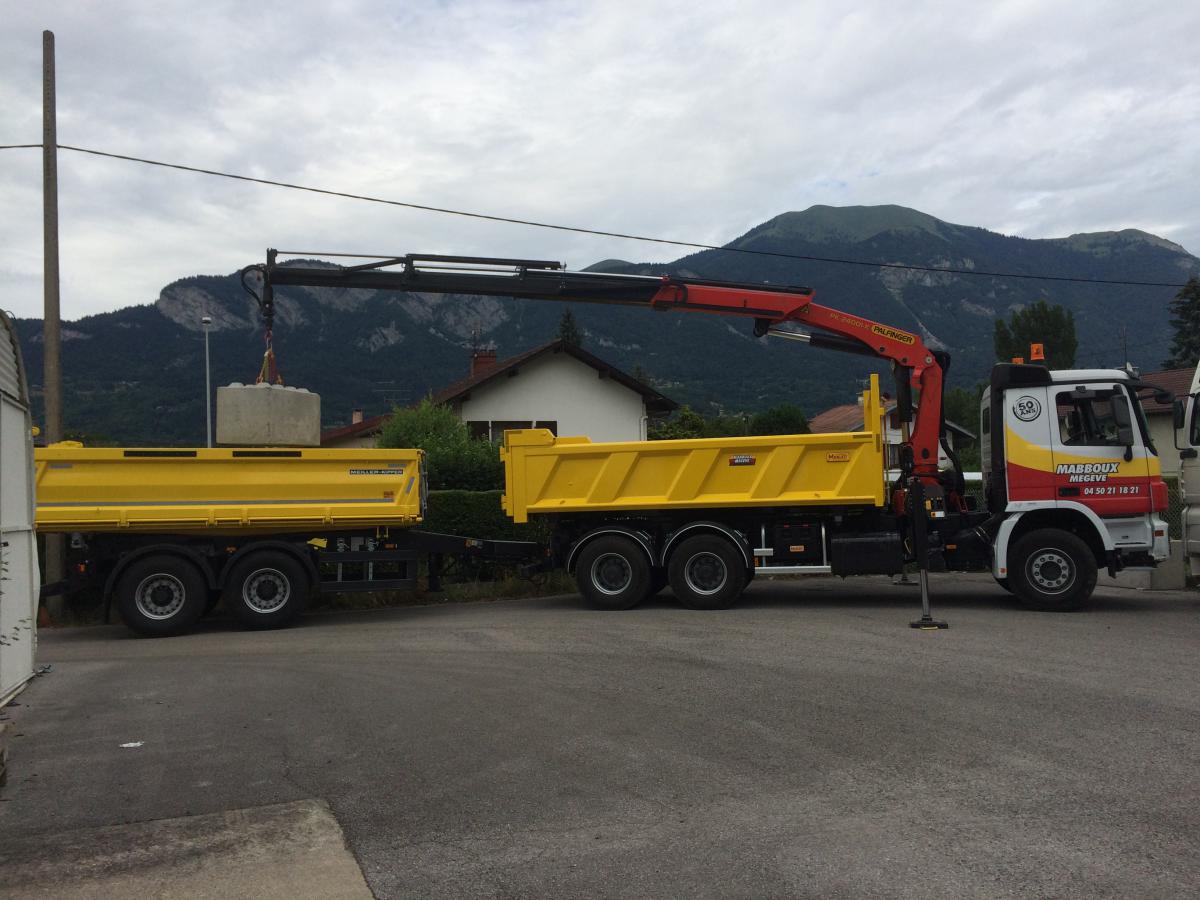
[[1162, 276, 1200, 369], [749, 404, 810, 436], [649, 403, 810, 439], [993, 300, 1077, 369], [942, 384, 985, 471], [648, 405, 707, 440], [377, 397, 502, 490], [557, 308, 583, 346]]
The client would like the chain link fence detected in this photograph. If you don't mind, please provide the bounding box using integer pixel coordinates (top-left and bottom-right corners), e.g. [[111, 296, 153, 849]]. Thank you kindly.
[[1165, 476, 1184, 539]]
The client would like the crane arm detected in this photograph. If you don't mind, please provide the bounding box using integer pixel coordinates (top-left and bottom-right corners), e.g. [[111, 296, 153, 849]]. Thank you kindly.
[[250, 251, 948, 480]]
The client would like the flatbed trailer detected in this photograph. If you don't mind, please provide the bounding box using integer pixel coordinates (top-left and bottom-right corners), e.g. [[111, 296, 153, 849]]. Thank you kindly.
[[35, 443, 535, 635]]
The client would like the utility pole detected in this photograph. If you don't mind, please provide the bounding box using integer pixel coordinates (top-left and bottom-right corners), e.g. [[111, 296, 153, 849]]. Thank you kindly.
[[202, 316, 213, 447], [43, 30, 65, 616]]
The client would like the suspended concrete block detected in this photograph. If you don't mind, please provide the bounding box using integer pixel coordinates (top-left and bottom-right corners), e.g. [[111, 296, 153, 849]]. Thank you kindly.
[[216, 382, 321, 447]]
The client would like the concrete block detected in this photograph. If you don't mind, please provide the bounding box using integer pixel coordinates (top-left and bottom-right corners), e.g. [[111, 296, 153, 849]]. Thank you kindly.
[[1097, 541, 1188, 591], [216, 382, 321, 447], [1150, 540, 1187, 590]]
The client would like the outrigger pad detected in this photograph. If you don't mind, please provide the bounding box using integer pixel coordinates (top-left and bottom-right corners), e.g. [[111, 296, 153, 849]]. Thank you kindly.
[[910, 617, 949, 630]]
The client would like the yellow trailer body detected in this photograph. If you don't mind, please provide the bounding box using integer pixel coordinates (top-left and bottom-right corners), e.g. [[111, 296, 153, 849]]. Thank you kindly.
[[35, 444, 425, 535], [501, 376, 887, 524]]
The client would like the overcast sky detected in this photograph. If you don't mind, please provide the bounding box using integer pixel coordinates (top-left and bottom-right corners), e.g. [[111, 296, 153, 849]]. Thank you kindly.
[[2, 0, 1198, 319]]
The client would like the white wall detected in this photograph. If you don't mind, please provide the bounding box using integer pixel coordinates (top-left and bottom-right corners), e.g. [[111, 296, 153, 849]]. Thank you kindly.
[[456, 353, 648, 442], [1, 314, 38, 706], [1147, 412, 1181, 478]]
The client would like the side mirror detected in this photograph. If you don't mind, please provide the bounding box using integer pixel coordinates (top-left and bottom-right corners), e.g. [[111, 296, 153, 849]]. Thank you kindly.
[[1174, 398, 1187, 430], [1111, 393, 1135, 459]]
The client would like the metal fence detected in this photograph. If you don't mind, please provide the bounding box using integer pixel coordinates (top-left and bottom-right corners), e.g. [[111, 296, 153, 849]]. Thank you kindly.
[[1165, 476, 1184, 540]]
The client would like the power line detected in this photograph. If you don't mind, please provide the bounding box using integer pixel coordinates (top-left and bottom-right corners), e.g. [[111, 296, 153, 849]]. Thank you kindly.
[[0, 141, 1192, 288]]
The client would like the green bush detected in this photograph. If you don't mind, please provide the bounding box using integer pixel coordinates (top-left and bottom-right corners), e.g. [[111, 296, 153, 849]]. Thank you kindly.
[[423, 490, 551, 544], [378, 398, 502, 490], [749, 403, 810, 435], [649, 403, 810, 439]]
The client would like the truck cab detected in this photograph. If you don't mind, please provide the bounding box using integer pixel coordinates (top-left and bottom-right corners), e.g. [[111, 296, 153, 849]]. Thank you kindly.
[[1177, 362, 1200, 578], [980, 364, 1170, 608]]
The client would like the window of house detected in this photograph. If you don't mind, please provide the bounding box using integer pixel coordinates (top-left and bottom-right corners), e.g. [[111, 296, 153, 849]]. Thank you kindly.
[[1056, 390, 1124, 446], [490, 421, 533, 440], [535, 420, 558, 435], [466, 421, 491, 440]]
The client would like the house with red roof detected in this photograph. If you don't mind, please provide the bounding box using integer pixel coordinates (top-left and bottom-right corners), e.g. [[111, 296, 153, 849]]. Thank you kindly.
[[809, 392, 976, 470]]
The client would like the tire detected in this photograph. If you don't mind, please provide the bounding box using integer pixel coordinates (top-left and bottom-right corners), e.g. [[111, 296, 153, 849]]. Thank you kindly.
[[115, 554, 209, 637], [994, 577, 1012, 594], [667, 534, 746, 611], [574, 535, 652, 610], [1009, 528, 1097, 611], [222, 549, 311, 629]]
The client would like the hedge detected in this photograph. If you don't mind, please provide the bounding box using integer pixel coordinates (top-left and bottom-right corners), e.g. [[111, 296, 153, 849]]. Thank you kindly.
[[422, 490, 551, 544]]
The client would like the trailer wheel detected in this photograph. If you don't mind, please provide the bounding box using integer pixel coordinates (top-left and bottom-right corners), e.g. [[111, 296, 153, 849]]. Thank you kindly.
[[115, 554, 208, 637], [668, 534, 746, 611], [223, 550, 311, 629], [575, 536, 651, 610], [1009, 529, 1097, 611]]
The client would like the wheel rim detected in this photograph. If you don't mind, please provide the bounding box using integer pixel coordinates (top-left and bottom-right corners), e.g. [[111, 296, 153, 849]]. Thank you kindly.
[[684, 552, 728, 596], [1027, 548, 1074, 595], [242, 568, 291, 613], [590, 553, 632, 595], [134, 574, 186, 620]]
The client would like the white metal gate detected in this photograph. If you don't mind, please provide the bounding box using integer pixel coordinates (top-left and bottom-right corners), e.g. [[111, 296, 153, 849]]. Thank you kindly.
[[0, 310, 38, 706]]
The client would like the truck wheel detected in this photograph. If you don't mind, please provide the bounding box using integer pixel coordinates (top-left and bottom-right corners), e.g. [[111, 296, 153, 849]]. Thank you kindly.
[[994, 577, 1012, 593], [668, 534, 746, 611], [1009, 529, 1097, 611], [575, 536, 651, 610], [222, 550, 311, 629], [115, 554, 208, 637]]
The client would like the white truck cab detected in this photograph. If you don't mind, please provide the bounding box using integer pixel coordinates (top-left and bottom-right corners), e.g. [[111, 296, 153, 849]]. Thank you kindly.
[[980, 365, 1171, 607], [1175, 362, 1200, 578]]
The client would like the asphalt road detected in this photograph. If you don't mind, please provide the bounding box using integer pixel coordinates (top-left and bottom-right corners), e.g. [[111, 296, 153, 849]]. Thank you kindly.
[[2, 575, 1198, 898]]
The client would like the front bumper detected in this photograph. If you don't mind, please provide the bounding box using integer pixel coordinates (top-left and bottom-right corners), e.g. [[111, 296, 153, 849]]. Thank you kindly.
[[1151, 516, 1170, 561]]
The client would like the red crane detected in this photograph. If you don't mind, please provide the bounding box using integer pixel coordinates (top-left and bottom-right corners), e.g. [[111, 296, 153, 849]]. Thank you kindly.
[[248, 251, 954, 491]]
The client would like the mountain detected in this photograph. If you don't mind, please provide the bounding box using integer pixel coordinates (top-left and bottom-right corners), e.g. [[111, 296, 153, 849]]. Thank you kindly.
[[13, 205, 1198, 446]]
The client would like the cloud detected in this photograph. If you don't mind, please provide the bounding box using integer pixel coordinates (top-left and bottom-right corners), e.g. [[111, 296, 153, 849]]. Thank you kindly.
[[2, 0, 1198, 318]]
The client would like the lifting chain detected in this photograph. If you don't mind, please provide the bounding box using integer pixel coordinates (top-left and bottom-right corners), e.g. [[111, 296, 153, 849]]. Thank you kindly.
[[256, 327, 284, 386]]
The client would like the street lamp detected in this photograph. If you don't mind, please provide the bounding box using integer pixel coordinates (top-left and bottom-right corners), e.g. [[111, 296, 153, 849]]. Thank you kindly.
[[201, 315, 213, 447]]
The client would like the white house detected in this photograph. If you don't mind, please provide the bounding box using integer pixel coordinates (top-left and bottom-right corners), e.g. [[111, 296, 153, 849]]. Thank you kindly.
[[1137, 365, 1196, 478], [321, 340, 676, 448]]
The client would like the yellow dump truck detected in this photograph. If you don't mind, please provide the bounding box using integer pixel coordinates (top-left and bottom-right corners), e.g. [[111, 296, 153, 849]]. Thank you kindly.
[[35, 443, 531, 636], [501, 376, 901, 610]]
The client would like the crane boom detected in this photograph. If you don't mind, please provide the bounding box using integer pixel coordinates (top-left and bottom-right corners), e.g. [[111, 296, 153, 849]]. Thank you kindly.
[[248, 250, 949, 482]]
